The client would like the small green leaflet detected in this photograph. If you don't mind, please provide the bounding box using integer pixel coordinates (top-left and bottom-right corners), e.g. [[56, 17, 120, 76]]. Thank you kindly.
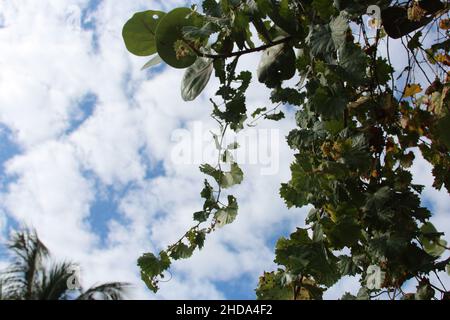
[[122, 10, 166, 57], [181, 57, 214, 101], [227, 142, 240, 150], [251, 107, 267, 118]]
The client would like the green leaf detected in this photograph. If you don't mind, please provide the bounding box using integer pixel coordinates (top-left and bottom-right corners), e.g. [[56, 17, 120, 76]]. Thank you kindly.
[[307, 12, 348, 58], [182, 23, 218, 40], [375, 58, 395, 85], [307, 24, 335, 57], [122, 10, 166, 56], [415, 280, 435, 300], [407, 31, 422, 51], [215, 195, 238, 227], [188, 230, 206, 249], [155, 7, 199, 69], [338, 43, 368, 86], [170, 243, 194, 260], [356, 287, 370, 300], [265, 111, 285, 121], [251, 107, 267, 118], [203, 0, 222, 17], [138, 251, 171, 293], [256, 271, 293, 300], [275, 228, 339, 287], [337, 255, 360, 276], [266, 0, 299, 34], [364, 186, 391, 211], [309, 85, 347, 119], [340, 292, 357, 300], [257, 41, 296, 88], [436, 113, 450, 149], [419, 222, 447, 257], [221, 163, 244, 188], [181, 57, 214, 101], [446, 263, 450, 276], [312, 0, 336, 20], [141, 54, 163, 70], [200, 163, 243, 189], [200, 164, 222, 182], [222, 150, 233, 163], [193, 211, 209, 223], [227, 142, 240, 150]]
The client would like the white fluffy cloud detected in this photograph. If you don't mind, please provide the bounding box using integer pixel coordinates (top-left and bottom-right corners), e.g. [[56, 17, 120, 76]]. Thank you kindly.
[[0, 0, 448, 300]]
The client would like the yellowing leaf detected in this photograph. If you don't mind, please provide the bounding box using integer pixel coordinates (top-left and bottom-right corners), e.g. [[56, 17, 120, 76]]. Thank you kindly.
[[439, 19, 450, 30], [403, 84, 422, 97], [435, 54, 450, 65]]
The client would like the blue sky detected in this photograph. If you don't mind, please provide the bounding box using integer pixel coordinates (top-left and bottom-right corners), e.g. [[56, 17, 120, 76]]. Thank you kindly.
[[0, 0, 449, 300]]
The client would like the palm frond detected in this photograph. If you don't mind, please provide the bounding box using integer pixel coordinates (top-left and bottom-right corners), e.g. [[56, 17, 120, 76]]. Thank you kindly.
[[77, 282, 131, 300], [37, 261, 78, 300], [4, 229, 49, 299]]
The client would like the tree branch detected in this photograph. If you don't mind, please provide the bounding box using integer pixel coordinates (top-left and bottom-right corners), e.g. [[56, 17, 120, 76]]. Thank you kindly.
[[184, 36, 293, 60]]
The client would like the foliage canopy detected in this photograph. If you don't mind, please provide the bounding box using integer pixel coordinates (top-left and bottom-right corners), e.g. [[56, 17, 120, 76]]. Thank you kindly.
[[123, 0, 450, 299]]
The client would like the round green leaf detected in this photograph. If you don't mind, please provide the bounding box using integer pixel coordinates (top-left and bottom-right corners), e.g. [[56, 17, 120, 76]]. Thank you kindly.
[[122, 10, 166, 57], [181, 57, 213, 101], [420, 222, 447, 257], [156, 8, 198, 69]]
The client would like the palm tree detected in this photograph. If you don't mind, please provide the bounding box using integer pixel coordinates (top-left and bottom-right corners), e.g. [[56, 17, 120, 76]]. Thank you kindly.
[[0, 229, 130, 300]]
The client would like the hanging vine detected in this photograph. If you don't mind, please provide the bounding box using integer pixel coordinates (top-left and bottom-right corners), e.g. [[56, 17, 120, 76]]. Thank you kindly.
[[123, 0, 450, 299]]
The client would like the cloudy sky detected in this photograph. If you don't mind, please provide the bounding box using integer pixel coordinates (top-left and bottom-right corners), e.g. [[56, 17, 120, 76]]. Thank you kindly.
[[0, 0, 449, 299]]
